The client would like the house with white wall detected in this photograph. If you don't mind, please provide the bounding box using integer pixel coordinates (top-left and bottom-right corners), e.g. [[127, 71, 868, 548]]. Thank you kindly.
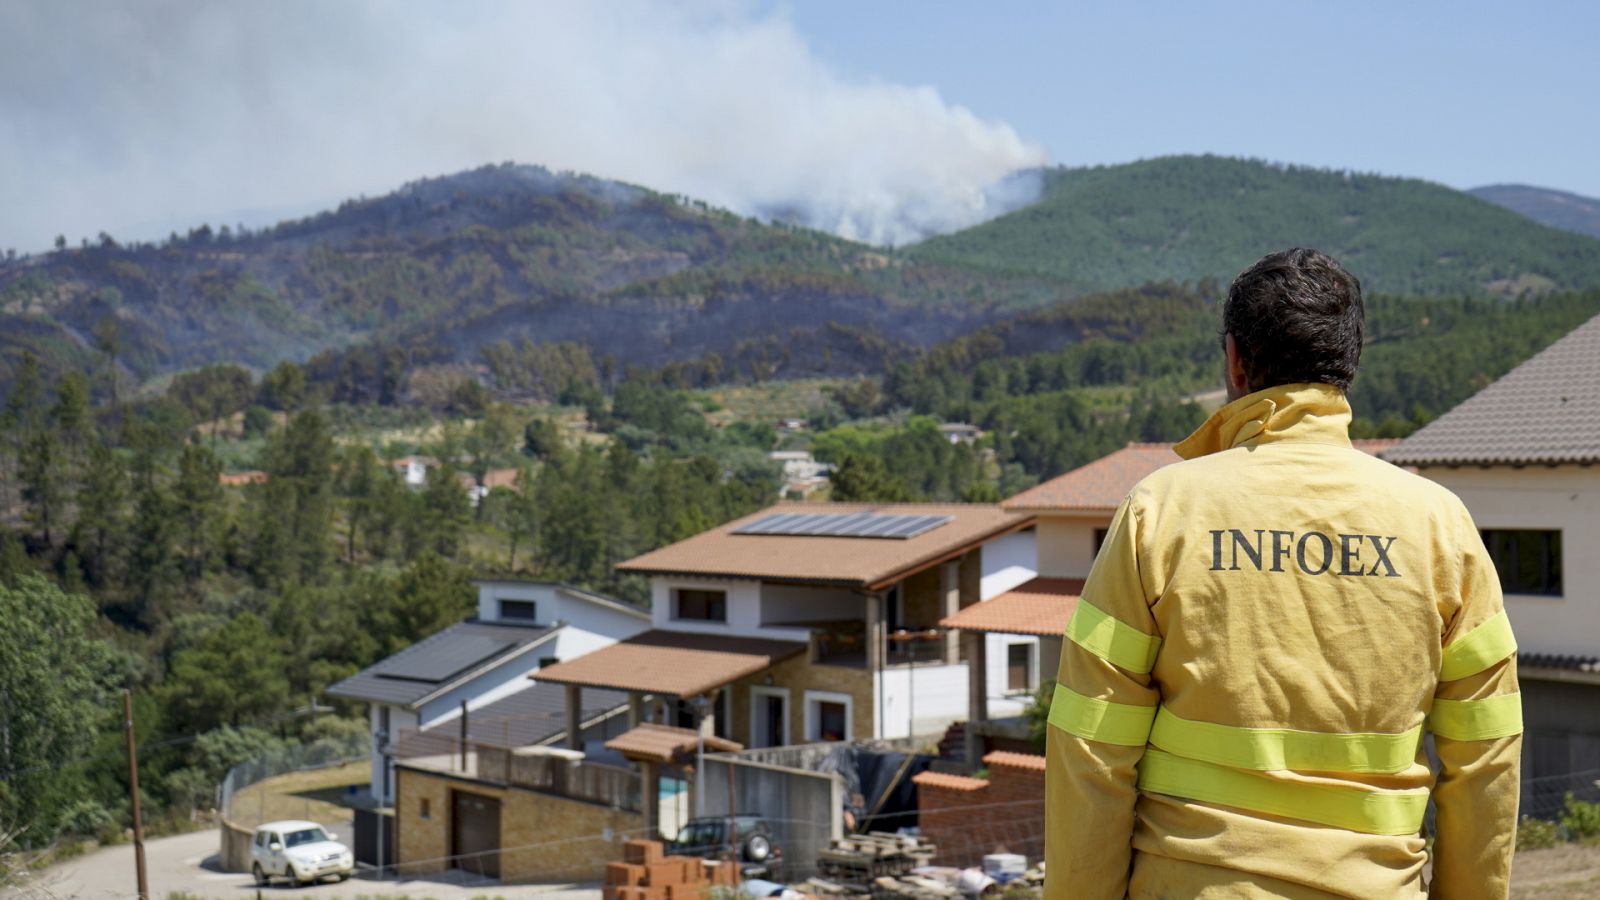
[[1387, 312, 1600, 788], [532, 502, 1035, 754], [326, 579, 649, 806]]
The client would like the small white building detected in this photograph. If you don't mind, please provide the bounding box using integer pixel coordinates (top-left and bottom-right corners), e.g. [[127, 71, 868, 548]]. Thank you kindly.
[[326, 580, 649, 806], [939, 423, 983, 445], [767, 450, 834, 498], [391, 456, 431, 489]]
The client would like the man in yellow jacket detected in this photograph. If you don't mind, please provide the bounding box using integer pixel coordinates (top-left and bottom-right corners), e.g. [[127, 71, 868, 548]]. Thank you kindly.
[[1045, 248, 1522, 898]]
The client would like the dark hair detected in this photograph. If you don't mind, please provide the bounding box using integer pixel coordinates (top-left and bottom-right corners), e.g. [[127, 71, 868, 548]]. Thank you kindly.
[[1222, 248, 1364, 391]]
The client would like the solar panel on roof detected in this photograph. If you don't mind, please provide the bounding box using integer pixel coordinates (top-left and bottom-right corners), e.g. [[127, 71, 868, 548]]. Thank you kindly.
[[372, 633, 521, 683], [732, 512, 952, 540]]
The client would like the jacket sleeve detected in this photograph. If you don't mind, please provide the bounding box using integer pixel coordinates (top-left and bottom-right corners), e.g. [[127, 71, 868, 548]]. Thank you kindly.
[[1045, 497, 1161, 900], [1428, 516, 1522, 900]]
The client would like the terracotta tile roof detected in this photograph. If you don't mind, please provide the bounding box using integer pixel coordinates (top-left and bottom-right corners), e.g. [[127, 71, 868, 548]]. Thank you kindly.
[[617, 502, 1031, 590], [529, 630, 806, 698], [1386, 313, 1600, 466], [604, 723, 743, 763], [982, 751, 1047, 772], [1001, 444, 1179, 512], [1003, 440, 1403, 512], [939, 577, 1084, 636], [912, 771, 989, 792], [482, 468, 521, 490]]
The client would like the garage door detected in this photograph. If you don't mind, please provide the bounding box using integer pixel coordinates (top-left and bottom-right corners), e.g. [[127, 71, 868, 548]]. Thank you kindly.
[[451, 790, 501, 879]]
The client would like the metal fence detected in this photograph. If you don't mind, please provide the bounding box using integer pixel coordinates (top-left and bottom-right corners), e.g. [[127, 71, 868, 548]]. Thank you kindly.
[[218, 731, 368, 827], [1521, 767, 1600, 821]]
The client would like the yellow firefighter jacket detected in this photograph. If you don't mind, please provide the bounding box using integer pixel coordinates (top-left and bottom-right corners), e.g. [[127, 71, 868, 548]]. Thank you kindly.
[[1044, 383, 1523, 899]]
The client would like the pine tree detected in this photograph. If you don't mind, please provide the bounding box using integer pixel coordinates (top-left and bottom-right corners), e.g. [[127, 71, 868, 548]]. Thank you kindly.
[[18, 428, 63, 545], [335, 445, 380, 563], [255, 410, 335, 585], [73, 442, 126, 589], [172, 443, 224, 579]]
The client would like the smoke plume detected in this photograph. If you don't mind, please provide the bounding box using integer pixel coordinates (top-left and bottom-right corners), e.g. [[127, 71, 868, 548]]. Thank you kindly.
[[0, 0, 1048, 251]]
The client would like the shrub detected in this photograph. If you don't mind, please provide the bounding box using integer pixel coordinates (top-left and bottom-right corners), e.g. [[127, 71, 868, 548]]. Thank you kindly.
[[1516, 816, 1563, 851], [1560, 794, 1600, 840]]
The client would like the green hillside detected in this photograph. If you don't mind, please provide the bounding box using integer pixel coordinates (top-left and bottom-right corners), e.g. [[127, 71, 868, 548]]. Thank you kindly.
[[908, 155, 1600, 297], [0, 164, 1055, 399]]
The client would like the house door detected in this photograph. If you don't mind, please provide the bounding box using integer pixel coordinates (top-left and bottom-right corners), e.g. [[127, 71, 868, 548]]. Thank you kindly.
[[751, 690, 788, 748], [451, 790, 501, 879]]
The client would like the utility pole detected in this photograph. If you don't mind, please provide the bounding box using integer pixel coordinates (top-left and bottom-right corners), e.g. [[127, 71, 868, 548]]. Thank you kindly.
[[460, 700, 469, 771], [123, 689, 149, 900]]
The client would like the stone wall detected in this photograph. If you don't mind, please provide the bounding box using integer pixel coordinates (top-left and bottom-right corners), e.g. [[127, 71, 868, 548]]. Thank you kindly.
[[913, 751, 1045, 868], [394, 765, 644, 884]]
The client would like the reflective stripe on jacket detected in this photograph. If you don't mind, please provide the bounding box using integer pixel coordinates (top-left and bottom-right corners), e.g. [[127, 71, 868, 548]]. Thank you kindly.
[[1043, 383, 1522, 900]]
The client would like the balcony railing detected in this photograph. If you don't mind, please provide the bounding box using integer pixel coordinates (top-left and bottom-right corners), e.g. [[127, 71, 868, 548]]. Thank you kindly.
[[887, 627, 947, 666], [809, 619, 868, 668], [394, 729, 640, 812], [807, 622, 950, 668]]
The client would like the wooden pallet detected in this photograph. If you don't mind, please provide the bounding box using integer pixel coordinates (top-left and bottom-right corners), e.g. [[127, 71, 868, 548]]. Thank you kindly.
[[815, 833, 938, 889]]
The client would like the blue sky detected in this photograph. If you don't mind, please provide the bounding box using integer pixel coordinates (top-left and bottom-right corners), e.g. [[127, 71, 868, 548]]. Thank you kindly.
[[780, 1, 1600, 195]]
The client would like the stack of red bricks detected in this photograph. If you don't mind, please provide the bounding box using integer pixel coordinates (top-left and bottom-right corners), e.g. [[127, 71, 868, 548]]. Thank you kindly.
[[604, 840, 741, 900]]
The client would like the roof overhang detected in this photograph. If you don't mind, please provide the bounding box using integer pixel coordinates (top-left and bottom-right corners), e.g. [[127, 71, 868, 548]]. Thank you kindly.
[[530, 630, 807, 699], [623, 515, 1036, 592], [939, 577, 1084, 636], [605, 723, 743, 763]]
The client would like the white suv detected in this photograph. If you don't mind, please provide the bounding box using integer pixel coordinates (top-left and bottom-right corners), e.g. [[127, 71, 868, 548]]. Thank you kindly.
[[251, 820, 355, 886]]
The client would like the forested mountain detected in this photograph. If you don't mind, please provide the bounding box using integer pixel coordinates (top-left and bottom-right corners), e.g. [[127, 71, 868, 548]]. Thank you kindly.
[[0, 163, 1055, 400], [910, 156, 1600, 297], [8, 155, 1600, 405], [1471, 183, 1600, 240]]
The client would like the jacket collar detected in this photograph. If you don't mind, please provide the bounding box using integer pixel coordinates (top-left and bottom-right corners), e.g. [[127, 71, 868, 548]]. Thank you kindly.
[[1174, 383, 1354, 460]]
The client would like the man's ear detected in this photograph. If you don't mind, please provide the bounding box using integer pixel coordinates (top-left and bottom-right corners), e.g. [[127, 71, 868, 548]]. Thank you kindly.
[[1224, 333, 1251, 399]]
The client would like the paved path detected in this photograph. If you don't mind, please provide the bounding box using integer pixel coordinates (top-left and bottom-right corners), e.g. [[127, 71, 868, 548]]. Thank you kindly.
[[21, 828, 602, 899]]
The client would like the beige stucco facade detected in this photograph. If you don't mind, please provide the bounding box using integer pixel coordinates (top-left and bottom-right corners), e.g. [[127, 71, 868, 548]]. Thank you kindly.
[[394, 766, 643, 884], [1412, 464, 1599, 658], [1034, 514, 1108, 579]]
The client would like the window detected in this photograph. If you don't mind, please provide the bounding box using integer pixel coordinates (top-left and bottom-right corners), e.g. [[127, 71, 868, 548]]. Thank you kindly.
[[1007, 643, 1034, 693], [675, 589, 727, 622], [499, 599, 538, 622], [817, 702, 848, 741], [1482, 529, 1563, 596], [804, 690, 852, 742], [420, 798, 431, 820], [1093, 528, 1109, 554], [285, 827, 330, 848]]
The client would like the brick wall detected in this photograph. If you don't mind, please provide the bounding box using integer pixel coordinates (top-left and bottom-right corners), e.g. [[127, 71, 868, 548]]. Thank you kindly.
[[395, 766, 645, 883], [913, 751, 1045, 868]]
